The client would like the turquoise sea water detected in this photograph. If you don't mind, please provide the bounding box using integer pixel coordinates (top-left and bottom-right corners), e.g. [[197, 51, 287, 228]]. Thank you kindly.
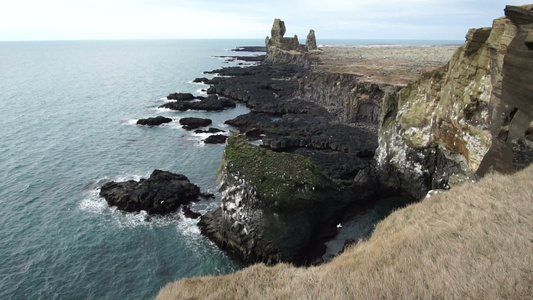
[[0, 39, 459, 299]]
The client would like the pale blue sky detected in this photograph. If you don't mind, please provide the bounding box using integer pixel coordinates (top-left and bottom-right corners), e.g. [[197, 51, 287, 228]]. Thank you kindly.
[[0, 0, 531, 41]]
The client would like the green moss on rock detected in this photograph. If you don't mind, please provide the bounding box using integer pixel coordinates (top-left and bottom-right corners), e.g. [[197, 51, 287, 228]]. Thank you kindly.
[[220, 133, 336, 212]]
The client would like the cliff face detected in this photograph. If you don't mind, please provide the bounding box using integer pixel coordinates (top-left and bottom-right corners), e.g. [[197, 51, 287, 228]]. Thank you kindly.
[[298, 72, 398, 125], [376, 5, 533, 197], [199, 134, 357, 264]]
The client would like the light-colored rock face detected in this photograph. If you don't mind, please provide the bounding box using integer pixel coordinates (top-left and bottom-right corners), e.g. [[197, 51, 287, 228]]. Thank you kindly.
[[377, 4, 533, 195]]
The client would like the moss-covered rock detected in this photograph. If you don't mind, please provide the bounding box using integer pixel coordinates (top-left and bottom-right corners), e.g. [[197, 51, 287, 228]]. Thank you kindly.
[[200, 133, 359, 265], [220, 134, 336, 212]]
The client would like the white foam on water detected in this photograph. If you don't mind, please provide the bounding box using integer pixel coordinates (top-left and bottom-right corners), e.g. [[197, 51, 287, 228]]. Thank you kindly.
[[79, 175, 187, 229], [119, 119, 140, 126], [196, 88, 208, 95], [153, 107, 173, 113]]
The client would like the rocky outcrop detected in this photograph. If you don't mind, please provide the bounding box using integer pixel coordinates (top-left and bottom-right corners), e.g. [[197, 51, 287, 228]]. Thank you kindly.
[[160, 94, 236, 111], [203, 134, 228, 144], [265, 19, 301, 52], [136, 116, 172, 126], [264, 19, 317, 68], [376, 5, 533, 198], [179, 117, 212, 130], [196, 7, 533, 267], [99, 170, 201, 215], [167, 93, 195, 101], [306, 29, 317, 51], [198, 134, 371, 265]]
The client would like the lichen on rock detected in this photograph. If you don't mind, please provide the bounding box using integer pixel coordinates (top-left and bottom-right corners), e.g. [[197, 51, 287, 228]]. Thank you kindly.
[[377, 4, 533, 197]]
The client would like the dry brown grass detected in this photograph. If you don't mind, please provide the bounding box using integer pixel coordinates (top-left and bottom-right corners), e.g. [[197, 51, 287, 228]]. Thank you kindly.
[[155, 165, 533, 300]]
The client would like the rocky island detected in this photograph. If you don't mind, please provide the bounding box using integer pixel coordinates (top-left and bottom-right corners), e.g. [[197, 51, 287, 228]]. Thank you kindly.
[[156, 4, 533, 299]]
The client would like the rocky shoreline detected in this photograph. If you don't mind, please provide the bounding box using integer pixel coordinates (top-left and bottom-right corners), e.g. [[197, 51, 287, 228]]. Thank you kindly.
[[104, 6, 533, 267]]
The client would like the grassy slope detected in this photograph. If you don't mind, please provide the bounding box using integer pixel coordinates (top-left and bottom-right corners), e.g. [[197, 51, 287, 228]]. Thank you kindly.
[[156, 165, 533, 300]]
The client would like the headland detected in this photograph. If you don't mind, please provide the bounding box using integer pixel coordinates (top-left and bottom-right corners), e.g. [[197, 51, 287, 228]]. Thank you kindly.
[[152, 5, 533, 298]]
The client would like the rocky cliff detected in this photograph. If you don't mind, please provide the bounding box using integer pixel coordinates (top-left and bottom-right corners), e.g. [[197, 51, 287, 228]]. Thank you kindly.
[[298, 72, 398, 125], [199, 134, 364, 264], [376, 5, 533, 198], [197, 7, 533, 266]]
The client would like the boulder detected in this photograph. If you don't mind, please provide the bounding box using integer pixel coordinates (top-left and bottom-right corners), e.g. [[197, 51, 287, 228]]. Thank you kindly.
[[99, 170, 201, 215], [179, 117, 212, 130], [167, 93, 195, 101], [136, 116, 172, 126], [203, 134, 228, 144]]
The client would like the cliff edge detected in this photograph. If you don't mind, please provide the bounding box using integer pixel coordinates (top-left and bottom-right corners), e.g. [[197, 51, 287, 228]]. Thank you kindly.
[[377, 4, 533, 198]]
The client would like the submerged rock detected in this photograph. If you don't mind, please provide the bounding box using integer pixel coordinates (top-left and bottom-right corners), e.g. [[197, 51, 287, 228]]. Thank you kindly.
[[99, 170, 201, 215], [136, 116, 172, 126], [199, 134, 364, 265]]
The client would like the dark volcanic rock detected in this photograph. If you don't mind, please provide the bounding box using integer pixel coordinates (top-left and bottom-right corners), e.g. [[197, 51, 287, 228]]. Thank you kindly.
[[216, 55, 266, 63], [199, 134, 375, 265], [203, 134, 228, 144], [99, 170, 201, 215], [182, 206, 202, 219], [160, 98, 236, 111], [194, 128, 225, 134], [167, 93, 195, 101], [179, 117, 212, 130], [232, 46, 267, 52], [136, 116, 172, 126]]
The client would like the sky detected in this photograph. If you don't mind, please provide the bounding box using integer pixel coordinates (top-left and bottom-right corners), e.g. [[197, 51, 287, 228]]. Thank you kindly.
[[0, 0, 531, 41]]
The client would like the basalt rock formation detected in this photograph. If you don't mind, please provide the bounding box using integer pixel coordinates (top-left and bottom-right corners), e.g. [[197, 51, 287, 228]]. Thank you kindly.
[[376, 4, 533, 198], [264, 18, 317, 67], [265, 18, 302, 52], [160, 94, 236, 112], [198, 134, 370, 265], [179, 117, 212, 130], [306, 29, 318, 51], [99, 170, 201, 215], [196, 7, 533, 266], [136, 116, 172, 126]]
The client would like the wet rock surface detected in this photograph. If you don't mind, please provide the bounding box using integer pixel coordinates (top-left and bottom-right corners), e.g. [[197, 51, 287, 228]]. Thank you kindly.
[[136, 116, 172, 126], [203, 134, 228, 144], [179, 117, 212, 130], [160, 94, 236, 111], [99, 170, 201, 215]]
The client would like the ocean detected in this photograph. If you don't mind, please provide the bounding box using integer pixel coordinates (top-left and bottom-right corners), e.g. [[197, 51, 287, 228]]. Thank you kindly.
[[0, 38, 461, 299]]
